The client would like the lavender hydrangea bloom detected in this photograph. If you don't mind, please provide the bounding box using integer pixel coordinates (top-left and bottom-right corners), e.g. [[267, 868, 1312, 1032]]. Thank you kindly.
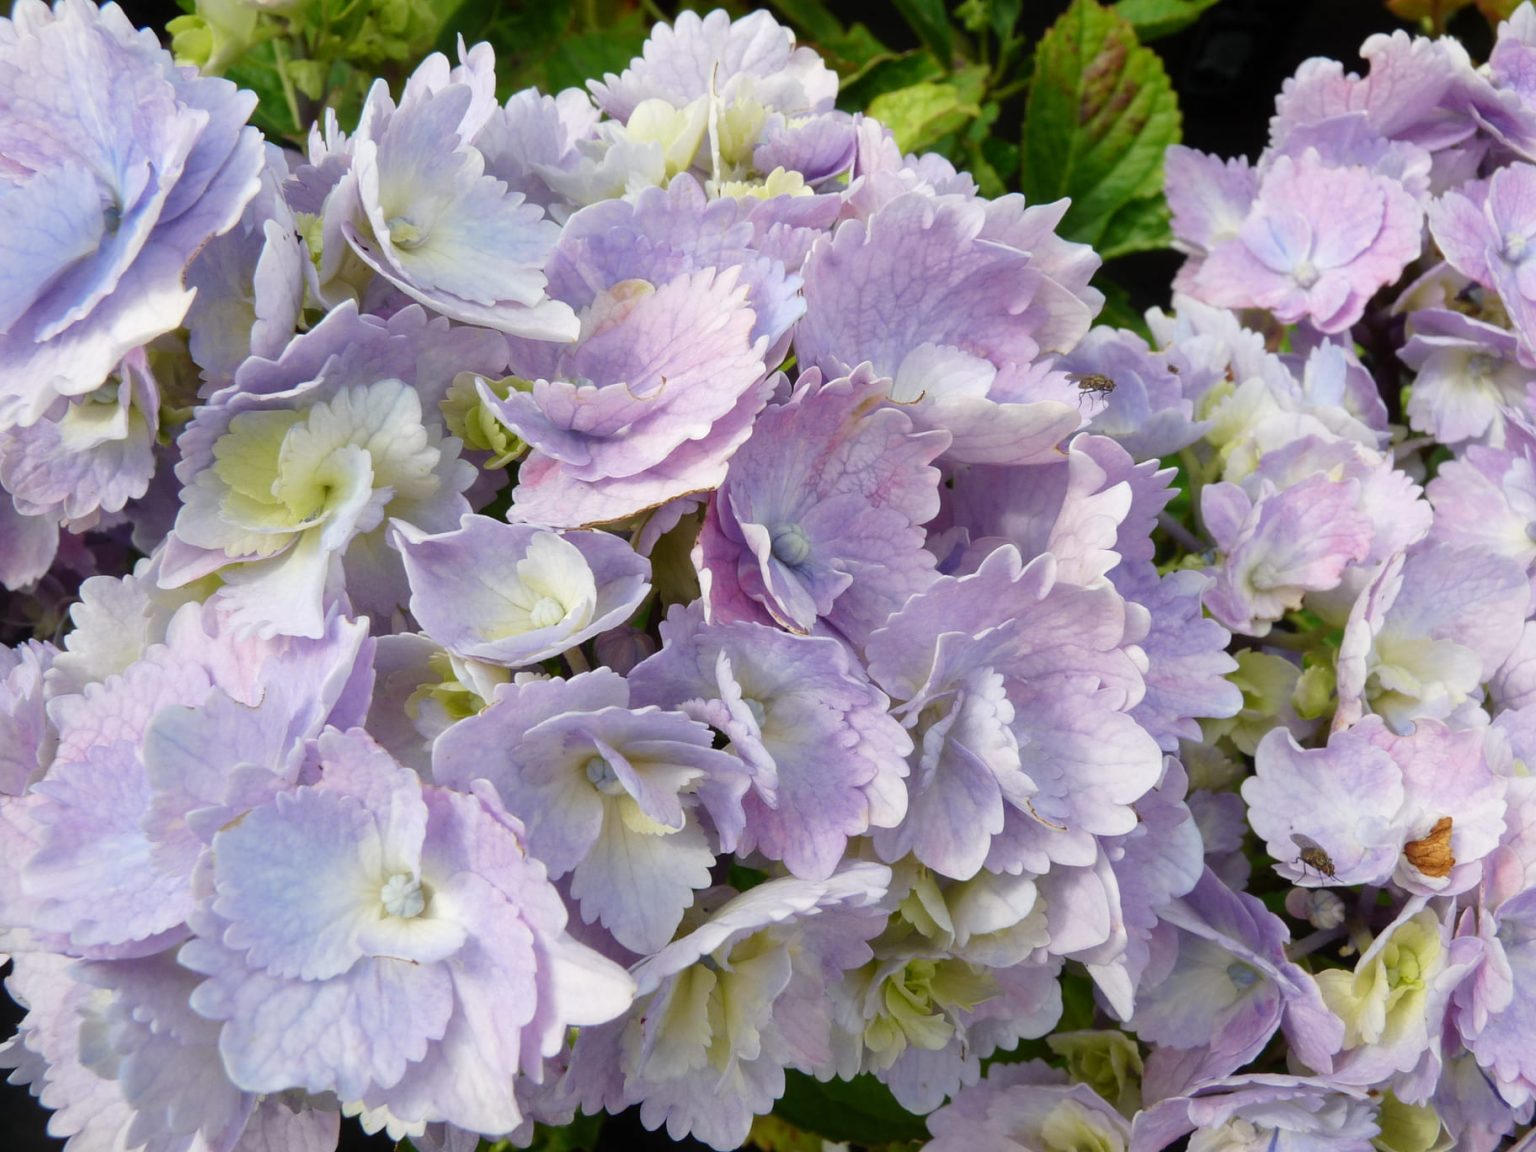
[[0, 640, 55, 796], [432, 670, 749, 954], [863, 544, 1160, 881], [181, 727, 634, 1136], [1452, 850, 1536, 1108], [796, 191, 1100, 465], [0, 951, 343, 1152], [161, 303, 502, 636], [1248, 715, 1507, 898], [1398, 307, 1529, 445], [484, 267, 771, 527], [0, 0, 263, 431], [1133, 1076, 1381, 1151], [1429, 165, 1536, 364], [1334, 544, 1528, 729], [184, 143, 308, 388], [1088, 758, 1205, 1018], [1130, 869, 1343, 1086], [20, 608, 373, 957], [1058, 326, 1205, 461], [1245, 723, 1405, 888], [1271, 27, 1485, 169], [542, 175, 808, 362], [1186, 148, 1422, 333], [939, 435, 1157, 588], [629, 602, 910, 879], [1320, 901, 1481, 1095], [1201, 471, 1374, 636], [588, 8, 838, 124], [925, 1060, 1132, 1152], [840, 936, 1064, 1113], [560, 864, 889, 1150], [0, 346, 159, 526], [325, 47, 577, 340], [1428, 428, 1536, 593], [395, 514, 650, 668], [695, 364, 947, 647]]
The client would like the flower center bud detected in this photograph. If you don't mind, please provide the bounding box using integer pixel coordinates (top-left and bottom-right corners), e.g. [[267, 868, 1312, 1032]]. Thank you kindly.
[[529, 595, 565, 630], [1292, 259, 1319, 289], [770, 522, 811, 566], [387, 215, 427, 250], [585, 755, 625, 795], [380, 872, 425, 919], [743, 696, 767, 728], [1504, 232, 1528, 263], [1226, 962, 1259, 990]]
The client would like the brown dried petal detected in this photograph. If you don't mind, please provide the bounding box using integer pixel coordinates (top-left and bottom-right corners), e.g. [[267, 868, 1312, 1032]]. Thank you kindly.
[[1404, 816, 1455, 879]]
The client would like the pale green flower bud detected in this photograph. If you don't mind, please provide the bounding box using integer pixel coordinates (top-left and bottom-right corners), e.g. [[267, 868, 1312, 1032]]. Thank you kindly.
[[1047, 1030, 1143, 1116]]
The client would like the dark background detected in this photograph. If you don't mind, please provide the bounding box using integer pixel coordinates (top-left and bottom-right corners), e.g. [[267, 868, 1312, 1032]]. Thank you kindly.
[[0, 0, 1426, 1149]]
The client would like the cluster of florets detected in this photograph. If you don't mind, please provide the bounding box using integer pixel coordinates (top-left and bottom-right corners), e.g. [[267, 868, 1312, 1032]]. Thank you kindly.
[[962, 8, 1536, 1149], [1, 1, 1534, 1150]]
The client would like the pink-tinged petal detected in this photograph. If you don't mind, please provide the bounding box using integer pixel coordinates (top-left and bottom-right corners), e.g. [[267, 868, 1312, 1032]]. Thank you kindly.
[[1193, 150, 1422, 333], [26, 741, 192, 953], [697, 365, 945, 647], [0, 640, 55, 795], [1165, 145, 1256, 256], [1427, 183, 1496, 287], [1202, 474, 1373, 637]]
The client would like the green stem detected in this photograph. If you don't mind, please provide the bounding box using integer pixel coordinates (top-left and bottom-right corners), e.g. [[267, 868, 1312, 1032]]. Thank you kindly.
[[271, 37, 304, 139], [1156, 511, 1205, 556], [1251, 629, 1316, 654], [991, 76, 1031, 102], [1286, 924, 1345, 962]]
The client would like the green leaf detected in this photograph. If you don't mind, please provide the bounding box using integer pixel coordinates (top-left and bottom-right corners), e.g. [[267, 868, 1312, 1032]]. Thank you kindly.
[[820, 23, 897, 89], [890, 0, 954, 64], [226, 43, 302, 142], [1091, 275, 1154, 338], [839, 49, 945, 113], [519, 1115, 604, 1152], [1114, 0, 1225, 40], [544, 16, 648, 95], [435, 0, 568, 64], [989, 0, 1025, 42], [1020, 0, 1181, 254], [980, 134, 1020, 183], [868, 79, 982, 154], [773, 1072, 931, 1145], [1095, 194, 1172, 260], [767, 0, 844, 43]]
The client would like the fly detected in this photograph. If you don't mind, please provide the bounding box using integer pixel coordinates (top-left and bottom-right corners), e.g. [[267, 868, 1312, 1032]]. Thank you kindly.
[[1290, 833, 1337, 882]]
